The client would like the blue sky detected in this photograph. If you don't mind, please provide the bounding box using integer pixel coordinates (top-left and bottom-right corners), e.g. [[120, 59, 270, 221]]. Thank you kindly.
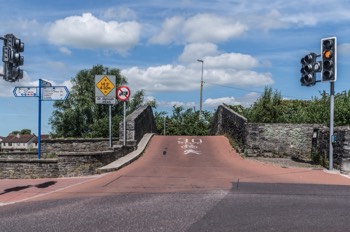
[[1, 0, 350, 136]]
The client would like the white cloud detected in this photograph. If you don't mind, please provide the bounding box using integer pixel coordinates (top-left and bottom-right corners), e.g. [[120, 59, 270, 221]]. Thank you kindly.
[[157, 100, 196, 108], [204, 92, 260, 108], [59, 47, 72, 55], [203, 53, 260, 70], [204, 97, 239, 107], [179, 43, 220, 63], [150, 14, 247, 45], [149, 16, 184, 44], [48, 13, 141, 54], [183, 14, 247, 43], [121, 55, 273, 94]]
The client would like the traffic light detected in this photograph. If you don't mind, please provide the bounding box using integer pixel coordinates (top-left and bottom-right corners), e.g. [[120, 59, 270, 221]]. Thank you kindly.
[[12, 36, 24, 66], [321, 37, 336, 82], [1, 34, 24, 82], [300, 53, 318, 86]]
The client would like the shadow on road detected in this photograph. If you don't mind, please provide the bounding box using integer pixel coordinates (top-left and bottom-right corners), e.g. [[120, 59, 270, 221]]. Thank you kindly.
[[0, 181, 57, 195]]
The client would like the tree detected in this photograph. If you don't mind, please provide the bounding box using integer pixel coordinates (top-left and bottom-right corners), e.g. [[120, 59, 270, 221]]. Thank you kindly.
[[49, 65, 146, 138], [247, 86, 283, 123], [154, 106, 213, 136], [10, 129, 31, 135]]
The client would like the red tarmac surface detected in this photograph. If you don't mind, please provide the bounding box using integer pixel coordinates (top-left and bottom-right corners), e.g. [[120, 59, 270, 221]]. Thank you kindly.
[[1, 135, 350, 205]]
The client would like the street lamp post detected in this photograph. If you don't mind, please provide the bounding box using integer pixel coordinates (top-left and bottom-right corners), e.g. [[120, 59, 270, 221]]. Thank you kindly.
[[197, 59, 204, 118]]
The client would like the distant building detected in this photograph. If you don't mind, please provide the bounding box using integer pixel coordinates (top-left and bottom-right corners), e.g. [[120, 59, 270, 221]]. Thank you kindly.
[[32, 134, 51, 149], [0, 136, 5, 150], [1, 134, 38, 151]]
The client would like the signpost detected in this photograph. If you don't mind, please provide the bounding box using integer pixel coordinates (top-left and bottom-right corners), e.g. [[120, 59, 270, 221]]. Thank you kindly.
[[13, 87, 38, 97], [13, 79, 70, 159], [95, 75, 116, 148], [117, 86, 130, 146], [42, 86, 69, 101], [95, 75, 116, 105]]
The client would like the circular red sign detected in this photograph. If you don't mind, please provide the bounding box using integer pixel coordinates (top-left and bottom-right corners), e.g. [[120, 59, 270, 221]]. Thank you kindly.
[[116, 86, 131, 101]]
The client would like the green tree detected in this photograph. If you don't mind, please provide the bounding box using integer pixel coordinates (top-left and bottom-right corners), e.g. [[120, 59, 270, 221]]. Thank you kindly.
[[49, 65, 147, 138], [154, 106, 213, 136], [247, 86, 283, 123], [10, 129, 31, 135]]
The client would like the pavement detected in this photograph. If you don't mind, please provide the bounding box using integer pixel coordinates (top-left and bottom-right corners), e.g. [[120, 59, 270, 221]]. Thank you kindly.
[[1, 134, 350, 206]]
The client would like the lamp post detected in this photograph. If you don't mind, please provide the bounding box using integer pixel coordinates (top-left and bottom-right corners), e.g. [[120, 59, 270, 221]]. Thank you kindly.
[[197, 59, 204, 118]]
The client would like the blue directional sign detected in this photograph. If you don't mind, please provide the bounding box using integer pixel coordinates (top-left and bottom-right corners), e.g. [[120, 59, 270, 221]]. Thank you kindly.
[[42, 86, 70, 101], [13, 86, 38, 97]]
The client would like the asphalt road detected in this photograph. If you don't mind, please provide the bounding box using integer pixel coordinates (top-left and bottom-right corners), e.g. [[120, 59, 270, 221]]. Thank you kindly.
[[1, 135, 350, 232]]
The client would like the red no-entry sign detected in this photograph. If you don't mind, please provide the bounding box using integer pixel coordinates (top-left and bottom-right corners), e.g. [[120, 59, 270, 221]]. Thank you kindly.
[[116, 86, 130, 101]]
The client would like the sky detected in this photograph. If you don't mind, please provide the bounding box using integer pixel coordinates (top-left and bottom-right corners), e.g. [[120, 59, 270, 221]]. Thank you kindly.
[[1, 0, 350, 136]]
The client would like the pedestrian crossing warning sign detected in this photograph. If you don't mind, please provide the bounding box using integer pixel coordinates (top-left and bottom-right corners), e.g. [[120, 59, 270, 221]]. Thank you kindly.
[[96, 76, 115, 96]]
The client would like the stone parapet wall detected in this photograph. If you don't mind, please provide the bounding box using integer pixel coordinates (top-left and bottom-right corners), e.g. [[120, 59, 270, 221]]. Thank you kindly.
[[0, 151, 38, 160], [41, 138, 115, 155], [245, 123, 322, 160], [209, 105, 247, 152], [57, 146, 134, 177], [0, 146, 134, 179], [210, 104, 350, 172], [0, 159, 58, 179], [119, 105, 157, 146], [211, 105, 324, 160]]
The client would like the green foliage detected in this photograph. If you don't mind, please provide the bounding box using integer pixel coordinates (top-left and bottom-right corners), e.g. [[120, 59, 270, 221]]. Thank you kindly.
[[49, 65, 148, 138], [11, 129, 31, 135], [226, 87, 350, 126], [154, 106, 213, 136], [246, 87, 283, 123]]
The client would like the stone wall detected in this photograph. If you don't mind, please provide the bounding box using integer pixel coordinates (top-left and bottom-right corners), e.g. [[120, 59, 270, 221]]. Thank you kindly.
[[0, 159, 58, 179], [0, 151, 38, 160], [209, 105, 247, 152], [57, 146, 134, 177], [119, 105, 157, 146], [210, 105, 323, 161], [245, 123, 322, 160], [210, 105, 350, 171], [41, 138, 115, 155]]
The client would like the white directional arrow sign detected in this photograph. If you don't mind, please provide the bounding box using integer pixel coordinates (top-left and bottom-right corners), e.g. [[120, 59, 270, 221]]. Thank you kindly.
[[13, 87, 38, 97], [42, 86, 70, 101]]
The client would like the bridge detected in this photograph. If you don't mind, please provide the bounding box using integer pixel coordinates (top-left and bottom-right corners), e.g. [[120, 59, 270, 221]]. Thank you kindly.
[[2, 104, 350, 178], [2, 105, 350, 231]]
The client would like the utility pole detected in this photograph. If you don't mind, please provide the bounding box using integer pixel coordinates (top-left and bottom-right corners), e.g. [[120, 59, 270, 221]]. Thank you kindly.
[[197, 59, 204, 118]]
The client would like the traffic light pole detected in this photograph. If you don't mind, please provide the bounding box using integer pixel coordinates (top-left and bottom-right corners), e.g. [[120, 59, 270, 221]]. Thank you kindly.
[[329, 81, 334, 171]]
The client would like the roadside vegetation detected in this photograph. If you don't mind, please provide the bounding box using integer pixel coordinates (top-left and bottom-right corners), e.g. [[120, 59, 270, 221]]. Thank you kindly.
[[154, 106, 213, 136], [227, 86, 350, 126]]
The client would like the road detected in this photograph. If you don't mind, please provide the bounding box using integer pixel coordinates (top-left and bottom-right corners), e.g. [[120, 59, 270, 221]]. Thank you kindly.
[[1, 135, 350, 232]]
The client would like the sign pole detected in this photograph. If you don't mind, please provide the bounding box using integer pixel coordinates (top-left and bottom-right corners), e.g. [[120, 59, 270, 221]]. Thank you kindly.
[[123, 101, 126, 146], [38, 79, 42, 160], [109, 105, 112, 148], [116, 86, 130, 146]]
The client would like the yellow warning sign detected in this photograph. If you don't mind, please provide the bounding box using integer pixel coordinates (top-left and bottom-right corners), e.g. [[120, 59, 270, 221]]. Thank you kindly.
[[96, 76, 115, 96]]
